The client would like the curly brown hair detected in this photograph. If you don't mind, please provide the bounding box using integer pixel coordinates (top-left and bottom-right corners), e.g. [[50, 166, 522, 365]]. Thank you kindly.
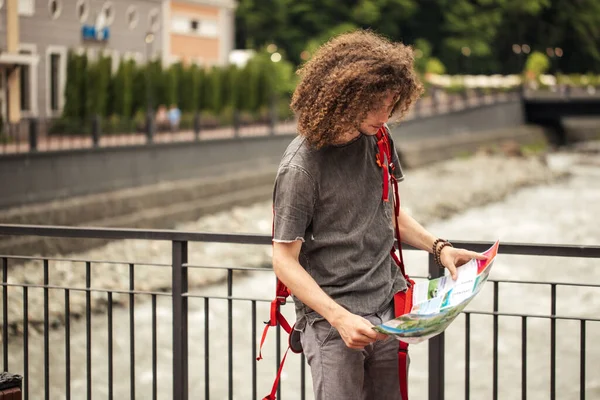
[[291, 30, 423, 149]]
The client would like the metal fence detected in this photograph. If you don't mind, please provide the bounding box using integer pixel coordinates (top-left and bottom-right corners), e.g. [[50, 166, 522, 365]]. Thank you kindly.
[[0, 224, 598, 400], [0, 89, 520, 156]]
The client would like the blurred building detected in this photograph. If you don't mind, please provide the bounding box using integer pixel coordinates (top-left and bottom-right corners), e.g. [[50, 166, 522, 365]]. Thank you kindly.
[[166, 0, 235, 66], [0, 0, 167, 121]]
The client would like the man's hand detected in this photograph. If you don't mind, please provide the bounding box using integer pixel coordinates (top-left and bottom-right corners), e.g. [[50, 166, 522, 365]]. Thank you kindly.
[[330, 311, 388, 350], [440, 247, 488, 280]]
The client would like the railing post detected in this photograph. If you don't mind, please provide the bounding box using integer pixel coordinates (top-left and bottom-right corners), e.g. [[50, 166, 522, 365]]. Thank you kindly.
[[193, 112, 201, 141], [91, 114, 101, 148], [146, 110, 155, 144], [28, 118, 38, 152], [269, 93, 277, 136], [233, 109, 240, 138], [172, 241, 189, 400], [413, 98, 421, 118], [474, 87, 483, 105], [428, 253, 445, 400], [460, 90, 469, 109], [431, 88, 439, 114]]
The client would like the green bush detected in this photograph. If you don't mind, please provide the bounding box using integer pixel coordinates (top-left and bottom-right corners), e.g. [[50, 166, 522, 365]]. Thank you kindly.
[[102, 114, 138, 134], [63, 47, 295, 124], [445, 84, 467, 94], [133, 109, 146, 133], [199, 110, 219, 129], [179, 112, 195, 131], [111, 60, 135, 118], [426, 58, 446, 75], [48, 118, 88, 135], [277, 96, 294, 120], [524, 51, 550, 79], [238, 111, 255, 125], [219, 106, 235, 126]]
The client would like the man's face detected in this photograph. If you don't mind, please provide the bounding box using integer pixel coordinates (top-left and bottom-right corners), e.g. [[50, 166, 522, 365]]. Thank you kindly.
[[358, 92, 397, 135]]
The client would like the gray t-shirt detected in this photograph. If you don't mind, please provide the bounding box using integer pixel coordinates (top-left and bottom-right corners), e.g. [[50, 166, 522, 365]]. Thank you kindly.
[[273, 129, 408, 327]]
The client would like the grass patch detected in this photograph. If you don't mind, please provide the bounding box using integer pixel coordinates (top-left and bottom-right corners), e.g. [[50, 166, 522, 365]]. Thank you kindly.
[[520, 141, 548, 156], [456, 150, 473, 160]]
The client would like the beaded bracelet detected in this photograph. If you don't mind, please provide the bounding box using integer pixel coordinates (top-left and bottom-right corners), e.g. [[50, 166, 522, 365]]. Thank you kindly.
[[432, 238, 446, 267], [435, 241, 454, 268], [432, 238, 446, 258]]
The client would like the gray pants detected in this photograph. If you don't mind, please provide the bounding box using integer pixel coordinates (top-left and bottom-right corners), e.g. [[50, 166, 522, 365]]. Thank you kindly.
[[300, 302, 405, 400]]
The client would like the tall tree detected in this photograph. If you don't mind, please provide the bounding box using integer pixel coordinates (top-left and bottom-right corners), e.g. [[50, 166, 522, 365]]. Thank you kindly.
[[235, 0, 600, 73]]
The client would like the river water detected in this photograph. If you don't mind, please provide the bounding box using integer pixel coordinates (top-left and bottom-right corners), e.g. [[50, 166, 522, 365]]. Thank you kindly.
[[6, 149, 600, 399]]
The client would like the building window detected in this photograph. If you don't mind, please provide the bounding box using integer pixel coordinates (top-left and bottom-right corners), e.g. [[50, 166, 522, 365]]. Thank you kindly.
[[101, 1, 115, 26], [148, 8, 160, 32], [171, 15, 218, 38], [19, 0, 35, 16], [198, 20, 218, 37], [127, 5, 138, 30], [76, 0, 89, 23], [20, 65, 31, 111], [19, 51, 32, 112], [171, 16, 188, 34], [48, 0, 61, 19], [49, 53, 60, 112]]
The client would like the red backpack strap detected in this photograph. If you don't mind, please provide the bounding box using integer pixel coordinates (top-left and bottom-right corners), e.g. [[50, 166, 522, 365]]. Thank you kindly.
[[377, 125, 411, 400], [257, 281, 291, 360], [257, 278, 294, 399], [398, 340, 409, 400], [259, 206, 295, 399], [376, 126, 408, 280], [262, 345, 291, 400]]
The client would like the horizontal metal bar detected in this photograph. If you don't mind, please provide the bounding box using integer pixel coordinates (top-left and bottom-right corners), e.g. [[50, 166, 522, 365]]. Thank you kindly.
[[0, 253, 431, 280], [488, 278, 600, 288], [0, 254, 171, 268], [1, 225, 598, 258], [451, 240, 600, 258], [465, 310, 600, 322], [5, 283, 597, 319], [0, 255, 272, 273], [184, 293, 280, 303], [0, 224, 272, 245], [0, 282, 171, 297], [4, 257, 596, 288], [184, 264, 272, 272]]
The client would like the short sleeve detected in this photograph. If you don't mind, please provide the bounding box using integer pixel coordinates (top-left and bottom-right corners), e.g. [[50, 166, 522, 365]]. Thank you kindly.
[[273, 165, 316, 243]]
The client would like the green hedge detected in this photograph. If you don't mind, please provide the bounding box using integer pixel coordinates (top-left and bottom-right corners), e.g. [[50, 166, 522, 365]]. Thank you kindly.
[[62, 51, 294, 123]]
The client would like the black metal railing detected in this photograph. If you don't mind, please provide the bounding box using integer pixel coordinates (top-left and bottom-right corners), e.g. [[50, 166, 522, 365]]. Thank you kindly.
[[0, 224, 598, 400], [0, 89, 521, 156]]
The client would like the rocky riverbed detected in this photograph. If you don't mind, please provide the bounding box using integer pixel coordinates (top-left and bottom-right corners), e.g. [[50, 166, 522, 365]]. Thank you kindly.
[[2, 148, 567, 336]]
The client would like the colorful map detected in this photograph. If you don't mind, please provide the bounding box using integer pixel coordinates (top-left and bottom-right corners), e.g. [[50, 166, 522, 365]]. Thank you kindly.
[[373, 240, 500, 344]]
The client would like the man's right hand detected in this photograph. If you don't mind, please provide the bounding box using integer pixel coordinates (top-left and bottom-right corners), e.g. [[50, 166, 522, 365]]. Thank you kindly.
[[273, 241, 388, 349], [331, 311, 388, 349]]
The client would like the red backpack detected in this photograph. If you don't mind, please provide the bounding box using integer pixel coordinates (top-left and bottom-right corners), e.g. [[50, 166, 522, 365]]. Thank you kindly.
[[259, 126, 414, 399]]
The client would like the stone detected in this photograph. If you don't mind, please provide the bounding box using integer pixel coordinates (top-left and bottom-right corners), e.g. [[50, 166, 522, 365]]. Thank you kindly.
[[500, 140, 524, 157], [0, 372, 22, 391]]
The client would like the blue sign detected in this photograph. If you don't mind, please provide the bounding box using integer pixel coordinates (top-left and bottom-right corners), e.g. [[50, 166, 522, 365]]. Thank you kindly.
[[82, 25, 110, 42]]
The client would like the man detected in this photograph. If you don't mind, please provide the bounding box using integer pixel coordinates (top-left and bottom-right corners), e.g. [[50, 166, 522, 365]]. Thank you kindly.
[[168, 103, 181, 132], [272, 30, 485, 399]]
